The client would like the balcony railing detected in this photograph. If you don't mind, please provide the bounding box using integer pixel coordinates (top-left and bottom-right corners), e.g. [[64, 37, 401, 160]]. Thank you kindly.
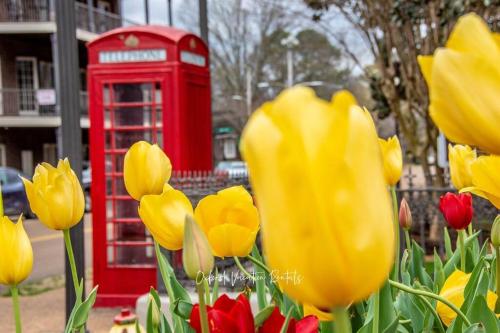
[[0, 1, 137, 34], [0, 88, 88, 117]]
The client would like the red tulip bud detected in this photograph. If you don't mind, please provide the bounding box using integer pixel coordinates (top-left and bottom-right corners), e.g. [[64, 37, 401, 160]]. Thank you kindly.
[[399, 198, 412, 230], [439, 192, 473, 230]]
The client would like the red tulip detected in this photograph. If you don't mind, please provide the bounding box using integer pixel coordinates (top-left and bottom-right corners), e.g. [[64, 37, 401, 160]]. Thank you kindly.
[[439, 192, 473, 230], [190, 294, 254, 333], [259, 308, 319, 333]]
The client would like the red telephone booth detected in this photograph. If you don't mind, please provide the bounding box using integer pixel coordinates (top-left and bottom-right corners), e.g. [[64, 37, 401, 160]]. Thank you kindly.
[[87, 26, 212, 307]]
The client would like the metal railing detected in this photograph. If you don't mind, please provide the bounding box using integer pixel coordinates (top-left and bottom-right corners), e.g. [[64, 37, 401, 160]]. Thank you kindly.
[[0, 0, 51, 22], [0, 1, 138, 34], [0, 88, 88, 116]]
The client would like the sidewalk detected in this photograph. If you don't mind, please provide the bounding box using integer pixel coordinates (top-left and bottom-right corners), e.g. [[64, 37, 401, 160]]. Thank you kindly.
[[0, 286, 119, 333]]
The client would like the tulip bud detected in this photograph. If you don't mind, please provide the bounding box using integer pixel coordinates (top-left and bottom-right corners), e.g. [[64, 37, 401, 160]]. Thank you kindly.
[[399, 198, 412, 230], [183, 215, 214, 281], [378, 136, 403, 186], [148, 295, 161, 329], [22, 159, 84, 230], [439, 192, 473, 230], [0, 216, 33, 286], [124, 141, 172, 201], [491, 215, 500, 247]]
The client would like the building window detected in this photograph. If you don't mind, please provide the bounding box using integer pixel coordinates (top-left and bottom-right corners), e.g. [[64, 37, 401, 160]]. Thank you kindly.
[[15, 57, 38, 114], [21, 150, 33, 176], [0, 144, 6, 167]]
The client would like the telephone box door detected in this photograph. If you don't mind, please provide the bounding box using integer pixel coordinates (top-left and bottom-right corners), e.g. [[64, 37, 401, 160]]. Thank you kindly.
[[91, 75, 167, 305]]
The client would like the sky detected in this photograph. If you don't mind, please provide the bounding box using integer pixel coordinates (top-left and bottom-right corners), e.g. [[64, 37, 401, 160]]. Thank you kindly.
[[120, 0, 375, 74]]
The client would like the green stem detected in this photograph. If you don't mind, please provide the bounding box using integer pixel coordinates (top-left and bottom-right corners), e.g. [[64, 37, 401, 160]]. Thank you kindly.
[[415, 293, 446, 333], [458, 230, 466, 272], [496, 247, 500, 306], [63, 229, 80, 295], [11, 286, 21, 333], [404, 229, 412, 252], [234, 256, 256, 281], [467, 223, 473, 237], [154, 241, 184, 333], [197, 282, 210, 333], [390, 187, 400, 282], [332, 307, 351, 333], [251, 246, 267, 310], [372, 291, 380, 333], [247, 255, 271, 275], [388, 279, 471, 326]]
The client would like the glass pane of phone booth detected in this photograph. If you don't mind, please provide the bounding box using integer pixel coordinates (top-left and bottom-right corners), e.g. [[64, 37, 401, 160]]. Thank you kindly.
[[103, 81, 163, 267]]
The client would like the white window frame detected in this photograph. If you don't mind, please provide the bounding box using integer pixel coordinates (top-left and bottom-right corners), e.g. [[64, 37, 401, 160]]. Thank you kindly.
[[15, 56, 39, 115], [0, 144, 6, 167], [21, 150, 34, 176]]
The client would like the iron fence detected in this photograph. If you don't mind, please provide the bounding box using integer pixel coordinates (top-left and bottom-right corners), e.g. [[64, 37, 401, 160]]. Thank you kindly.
[[0, 89, 89, 117], [0, 1, 138, 34], [167, 171, 497, 269]]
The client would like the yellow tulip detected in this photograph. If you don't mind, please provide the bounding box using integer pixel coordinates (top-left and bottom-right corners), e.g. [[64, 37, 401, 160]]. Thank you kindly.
[[124, 141, 172, 201], [22, 159, 84, 230], [378, 136, 403, 186], [194, 186, 259, 257], [138, 185, 193, 250], [303, 304, 333, 322], [240, 87, 394, 308], [418, 14, 500, 155], [437, 270, 498, 326], [462, 155, 500, 209], [448, 144, 476, 190], [0, 216, 33, 286]]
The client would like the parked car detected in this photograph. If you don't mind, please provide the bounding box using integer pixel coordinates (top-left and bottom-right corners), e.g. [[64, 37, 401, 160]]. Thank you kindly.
[[0, 167, 32, 217], [215, 160, 248, 178]]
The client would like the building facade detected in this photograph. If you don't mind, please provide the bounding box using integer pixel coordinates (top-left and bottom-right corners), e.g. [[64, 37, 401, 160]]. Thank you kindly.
[[0, 0, 135, 175]]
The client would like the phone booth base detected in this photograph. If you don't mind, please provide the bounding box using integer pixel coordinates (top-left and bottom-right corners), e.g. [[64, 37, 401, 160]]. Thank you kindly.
[[87, 26, 212, 307]]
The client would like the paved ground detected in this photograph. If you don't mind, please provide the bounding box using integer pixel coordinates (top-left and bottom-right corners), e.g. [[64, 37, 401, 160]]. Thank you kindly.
[[0, 214, 121, 332]]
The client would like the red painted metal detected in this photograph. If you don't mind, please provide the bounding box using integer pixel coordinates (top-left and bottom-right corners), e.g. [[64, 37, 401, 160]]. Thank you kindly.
[[87, 26, 212, 307]]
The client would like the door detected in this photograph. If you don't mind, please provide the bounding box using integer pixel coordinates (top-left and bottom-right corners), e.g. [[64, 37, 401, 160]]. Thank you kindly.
[[15, 57, 38, 114], [21, 150, 33, 176], [91, 77, 164, 304]]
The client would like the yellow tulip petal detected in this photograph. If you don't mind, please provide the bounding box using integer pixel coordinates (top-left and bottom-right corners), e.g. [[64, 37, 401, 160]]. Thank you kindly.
[[0, 216, 33, 286], [223, 202, 260, 230], [194, 194, 226, 233], [303, 304, 334, 322], [207, 224, 257, 257], [446, 13, 499, 62], [448, 144, 476, 190], [138, 189, 193, 250], [241, 88, 393, 308], [430, 48, 500, 154], [217, 185, 253, 205], [417, 55, 434, 86], [379, 136, 403, 186]]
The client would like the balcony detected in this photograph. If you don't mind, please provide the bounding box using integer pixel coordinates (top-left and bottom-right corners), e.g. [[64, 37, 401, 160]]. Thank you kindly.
[[0, 88, 89, 127], [0, 1, 137, 36]]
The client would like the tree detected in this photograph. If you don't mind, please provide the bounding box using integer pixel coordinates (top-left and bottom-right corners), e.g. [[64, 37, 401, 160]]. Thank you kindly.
[[304, 0, 500, 185]]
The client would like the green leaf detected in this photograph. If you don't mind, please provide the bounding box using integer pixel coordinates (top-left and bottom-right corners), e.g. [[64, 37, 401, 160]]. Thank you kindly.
[[173, 299, 194, 320], [280, 308, 294, 333], [160, 314, 173, 333], [466, 295, 498, 333], [462, 324, 486, 333], [146, 297, 155, 333], [444, 227, 454, 261], [434, 249, 445, 292], [254, 305, 276, 327], [379, 281, 397, 331], [72, 285, 99, 330], [170, 275, 191, 304], [443, 231, 481, 277], [410, 240, 432, 288], [211, 267, 219, 305], [252, 245, 269, 310]]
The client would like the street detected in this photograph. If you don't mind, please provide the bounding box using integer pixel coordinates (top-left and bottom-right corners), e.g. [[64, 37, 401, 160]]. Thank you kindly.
[[1, 214, 93, 293]]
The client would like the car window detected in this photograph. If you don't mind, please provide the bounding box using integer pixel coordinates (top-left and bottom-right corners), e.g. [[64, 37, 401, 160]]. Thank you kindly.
[[0, 169, 21, 186]]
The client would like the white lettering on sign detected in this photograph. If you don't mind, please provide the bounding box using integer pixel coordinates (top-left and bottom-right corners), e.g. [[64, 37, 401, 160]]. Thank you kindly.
[[99, 49, 167, 63], [180, 51, 206, 67]]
